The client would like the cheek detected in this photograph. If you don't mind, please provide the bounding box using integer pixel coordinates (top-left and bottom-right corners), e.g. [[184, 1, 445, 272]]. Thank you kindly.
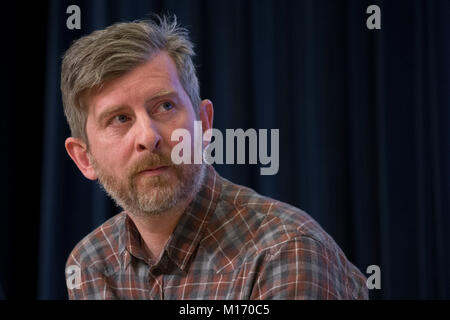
[[91, 139, 132, 175], [161, 112, 196, 148]]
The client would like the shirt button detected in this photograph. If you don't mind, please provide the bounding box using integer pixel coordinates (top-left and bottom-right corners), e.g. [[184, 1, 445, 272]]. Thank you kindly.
[[152, 267, 162, 277]]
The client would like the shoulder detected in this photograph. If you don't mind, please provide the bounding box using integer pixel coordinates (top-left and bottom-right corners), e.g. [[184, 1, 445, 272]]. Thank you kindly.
[[218, 178, 333, 252], [210, 178, 368, 298], [65, 212, 126, 274]]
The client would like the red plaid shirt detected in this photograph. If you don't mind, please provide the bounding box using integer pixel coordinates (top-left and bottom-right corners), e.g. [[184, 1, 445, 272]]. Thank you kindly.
[[66, 165, 368, 299]]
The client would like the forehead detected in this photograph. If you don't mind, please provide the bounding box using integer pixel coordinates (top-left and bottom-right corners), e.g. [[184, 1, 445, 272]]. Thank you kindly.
[[85, 51, 185, 115]]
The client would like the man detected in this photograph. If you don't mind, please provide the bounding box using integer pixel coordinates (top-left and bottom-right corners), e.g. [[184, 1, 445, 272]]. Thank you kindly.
[[62, 16, 368, 300]]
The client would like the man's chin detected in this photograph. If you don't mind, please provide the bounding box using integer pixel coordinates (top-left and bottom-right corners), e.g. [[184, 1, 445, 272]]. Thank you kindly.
[[98, 163, 205, 217], [129, 164, 205, 217], [133, 193, 178, 216]]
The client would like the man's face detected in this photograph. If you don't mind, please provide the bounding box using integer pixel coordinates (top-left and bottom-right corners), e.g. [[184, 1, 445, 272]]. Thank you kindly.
[[82, 51, 206, 216]]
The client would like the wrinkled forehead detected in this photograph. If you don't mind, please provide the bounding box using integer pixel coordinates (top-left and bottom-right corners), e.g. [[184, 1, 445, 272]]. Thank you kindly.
[[82, 51, 187, 117]]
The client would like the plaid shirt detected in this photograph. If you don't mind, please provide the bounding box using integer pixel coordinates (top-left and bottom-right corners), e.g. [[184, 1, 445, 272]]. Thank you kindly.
[[66, 165, 368, 300]]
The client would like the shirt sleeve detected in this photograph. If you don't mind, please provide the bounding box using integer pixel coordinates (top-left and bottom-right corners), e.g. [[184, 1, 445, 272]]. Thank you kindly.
[[250, 236, 369, 300]]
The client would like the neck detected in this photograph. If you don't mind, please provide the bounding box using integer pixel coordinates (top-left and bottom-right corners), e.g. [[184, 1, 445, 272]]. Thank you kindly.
[[127, 192, 196, 261]]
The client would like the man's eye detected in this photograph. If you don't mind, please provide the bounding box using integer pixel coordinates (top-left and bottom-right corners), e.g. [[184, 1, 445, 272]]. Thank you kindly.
[[157, 102, 174, 112], [114, 114, 130, 123]]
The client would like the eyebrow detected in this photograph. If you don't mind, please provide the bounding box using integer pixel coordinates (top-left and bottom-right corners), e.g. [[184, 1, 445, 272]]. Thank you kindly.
[[96, 89, 177, 125], [144, 89, 177, 106]]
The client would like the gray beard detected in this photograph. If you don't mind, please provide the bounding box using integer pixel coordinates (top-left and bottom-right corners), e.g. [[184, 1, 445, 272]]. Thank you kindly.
[[92, 159, 205, 217]]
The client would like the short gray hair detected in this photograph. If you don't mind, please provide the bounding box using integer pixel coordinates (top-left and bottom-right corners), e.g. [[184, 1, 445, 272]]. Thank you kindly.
[[60, 15, 201, 143]]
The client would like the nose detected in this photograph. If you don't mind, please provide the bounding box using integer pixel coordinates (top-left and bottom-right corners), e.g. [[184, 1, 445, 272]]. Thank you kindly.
[[134, 113, 161, 153]]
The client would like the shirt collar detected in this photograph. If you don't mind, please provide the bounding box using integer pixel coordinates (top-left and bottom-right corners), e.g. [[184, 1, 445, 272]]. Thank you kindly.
[[119, 164, 222, 272]]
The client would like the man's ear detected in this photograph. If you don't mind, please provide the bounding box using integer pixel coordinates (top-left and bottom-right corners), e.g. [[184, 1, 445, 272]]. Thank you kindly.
[[65, 137, 98, 180], [199, 99, 214, 147]]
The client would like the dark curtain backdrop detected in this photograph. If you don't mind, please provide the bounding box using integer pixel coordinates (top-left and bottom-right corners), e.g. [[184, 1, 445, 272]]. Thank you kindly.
[[1, 0, 449, 299]]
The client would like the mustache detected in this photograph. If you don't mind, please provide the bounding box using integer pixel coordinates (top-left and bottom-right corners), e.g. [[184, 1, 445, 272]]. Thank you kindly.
[[128, 153, 173, 178]]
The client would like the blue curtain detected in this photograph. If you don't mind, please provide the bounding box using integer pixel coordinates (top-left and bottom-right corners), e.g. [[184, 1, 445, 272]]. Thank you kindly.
[[2, 0, 449, 299]]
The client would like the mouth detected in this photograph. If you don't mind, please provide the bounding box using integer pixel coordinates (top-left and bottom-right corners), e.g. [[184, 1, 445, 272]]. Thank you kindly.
[[138, 165, 169, 176]]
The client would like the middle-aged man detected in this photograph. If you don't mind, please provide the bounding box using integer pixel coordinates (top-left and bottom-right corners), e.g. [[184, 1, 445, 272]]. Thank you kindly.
[[62, 15, 368, 300]]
